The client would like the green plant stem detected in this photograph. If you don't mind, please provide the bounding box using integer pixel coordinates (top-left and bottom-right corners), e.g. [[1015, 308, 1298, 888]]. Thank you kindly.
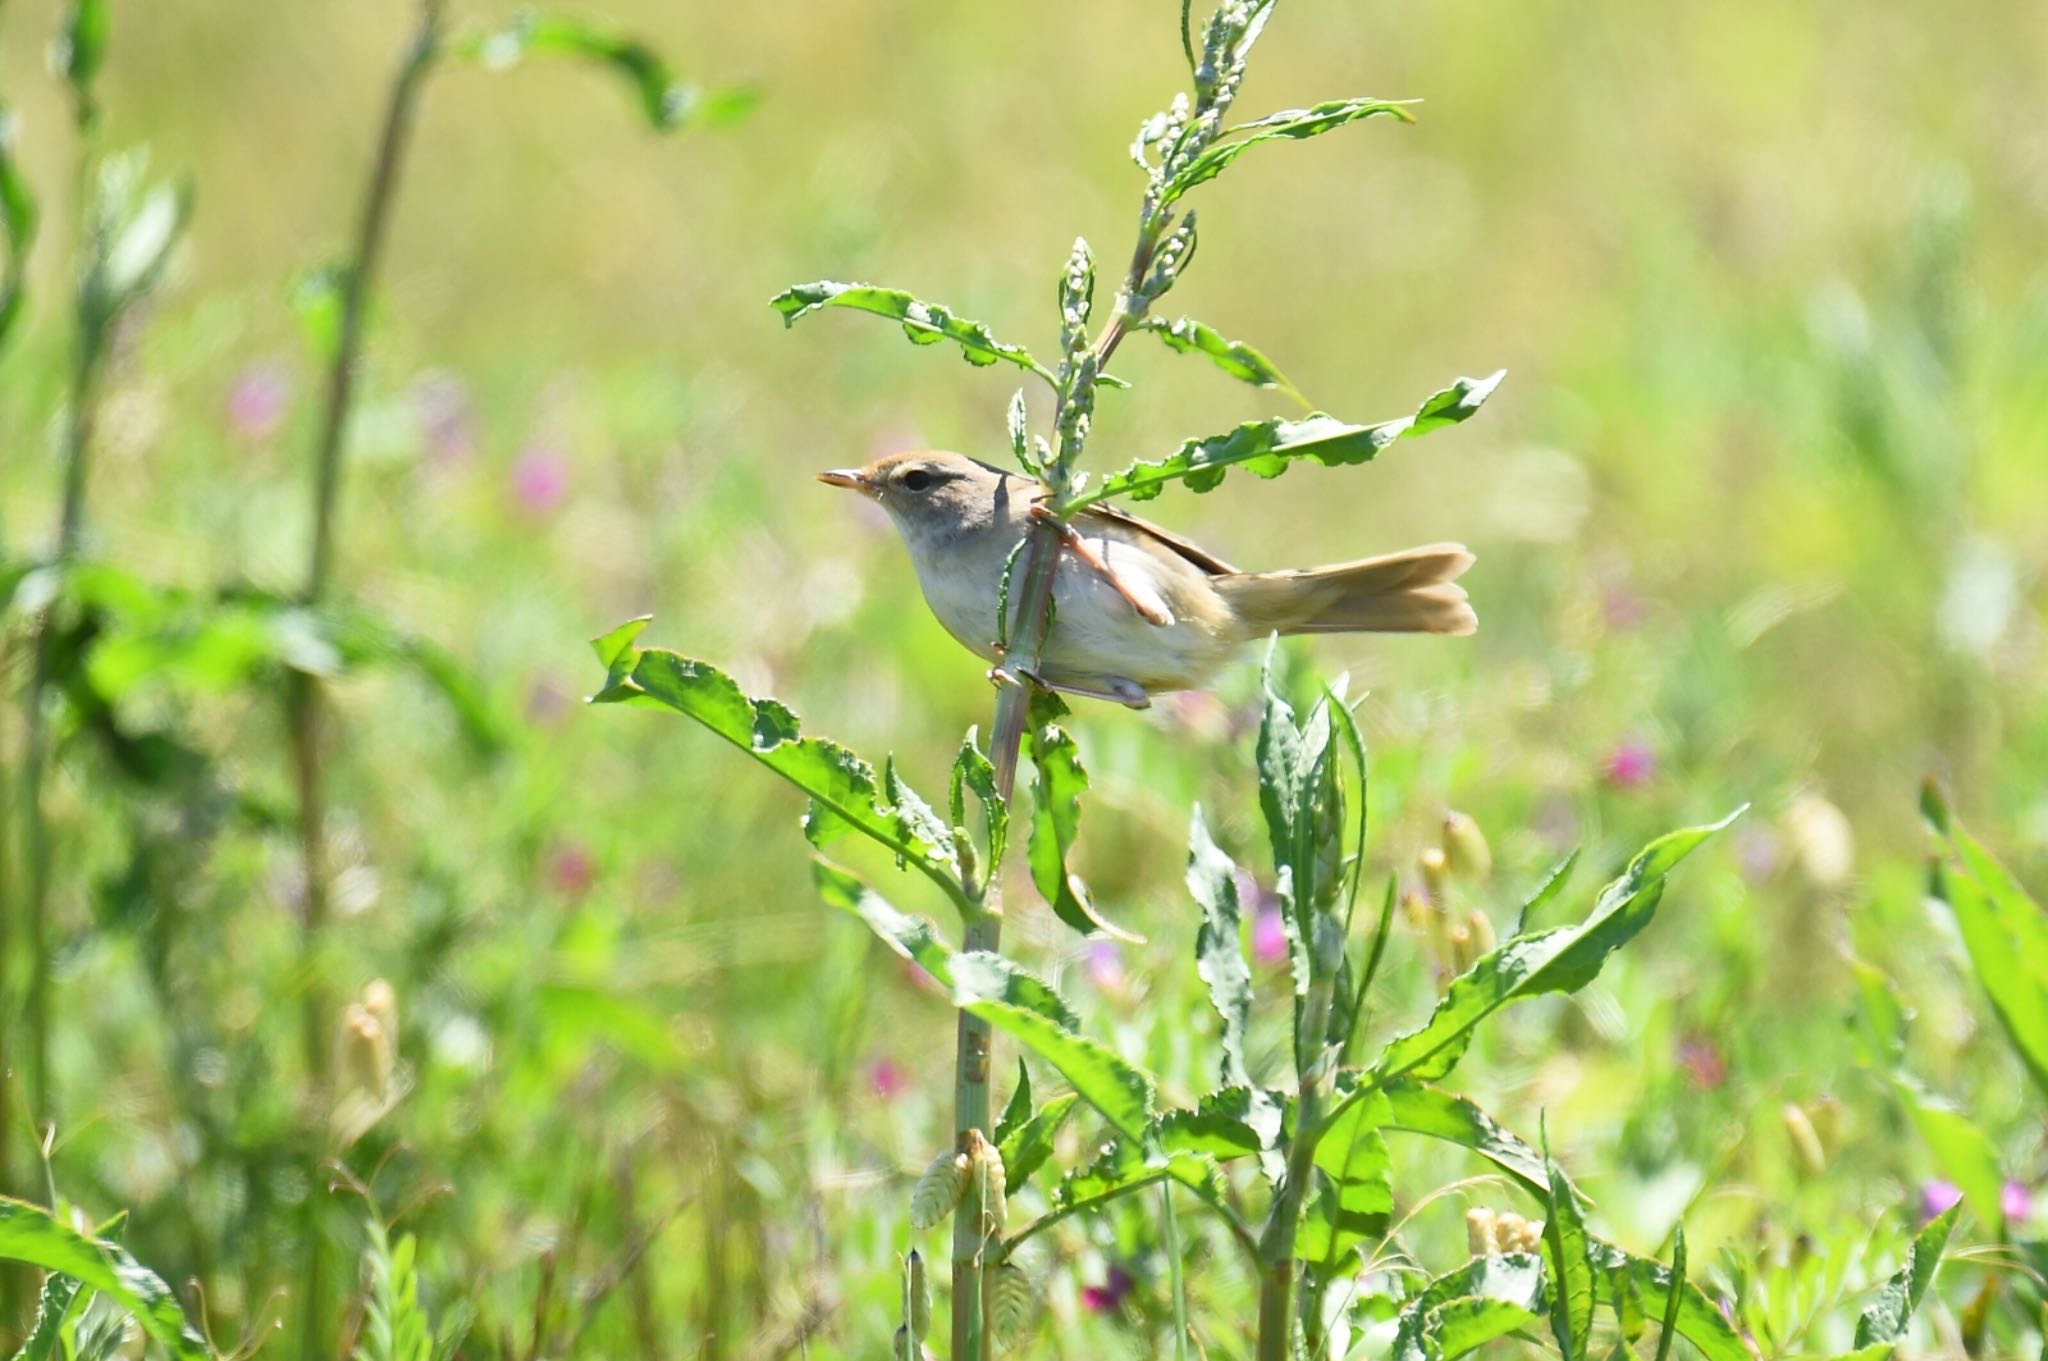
[[1162, 1183, 1190, 1361], [1256, 949, 1342, 1361], [292, 5, 443, 1358]]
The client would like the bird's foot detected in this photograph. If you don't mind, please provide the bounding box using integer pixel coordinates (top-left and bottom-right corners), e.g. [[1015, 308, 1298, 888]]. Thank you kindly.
[[1023, 668, 1152, 710]]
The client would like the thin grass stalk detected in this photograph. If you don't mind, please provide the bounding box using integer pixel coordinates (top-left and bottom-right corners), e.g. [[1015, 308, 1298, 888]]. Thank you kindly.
[[292, 4, 444, 1356]]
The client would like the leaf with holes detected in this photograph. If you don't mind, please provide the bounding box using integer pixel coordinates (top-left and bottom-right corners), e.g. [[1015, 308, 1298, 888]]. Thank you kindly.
[[461, 12, 754, 130], [1137, 315, 1304, 402], [1160, 98, 1416, 206], [770, 282, 1051, 379]]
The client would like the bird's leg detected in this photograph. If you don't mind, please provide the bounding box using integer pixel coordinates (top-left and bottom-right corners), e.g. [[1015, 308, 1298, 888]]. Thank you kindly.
[[1026, 502, 1171, 627]]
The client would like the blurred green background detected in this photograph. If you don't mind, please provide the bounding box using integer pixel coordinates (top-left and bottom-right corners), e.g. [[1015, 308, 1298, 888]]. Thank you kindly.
[[1, 0, 2045, 1356]]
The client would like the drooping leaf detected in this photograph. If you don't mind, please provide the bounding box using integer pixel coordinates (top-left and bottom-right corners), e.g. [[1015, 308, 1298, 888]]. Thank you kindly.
[[1379, 1080, 1553, 1197], [592, 641, 963, 905], [1895, 1076, 2005, 1236], [1160, 98, 1417, 206], [950, 951, 1157, 1143], [812, 860, 955, 987], [1155, 1086, 1286, 1170], [1543, 1155, 1596, 1361], [1923, 785, 2048, 1099], [1370, 808, 1743, 1084], [1069, 370, 1504, 507], [1591, 1239, 1750, 1361], [1050, 1138, 1230, 1225], [0, 1199, 210, 1361], [461, 10, 754, 131], [0, 108, 37, 351], [15, 1265, 86, 1361], [1136, 315, 1304, 403], [1187, 806, 1255, 1087], [769, 281, 1052, 379], [1389, 1253, 1547, 1361], [1028, 717, 1138, 939], [1000, 1093, 1079, 1190], [1852, 1202, 1957, 1351]]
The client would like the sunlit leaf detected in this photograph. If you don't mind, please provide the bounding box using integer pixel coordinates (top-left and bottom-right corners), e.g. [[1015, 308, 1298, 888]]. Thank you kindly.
[[461, 10, 753, 131], [1895, 1077, 2004, 1236], [770, 281, 1052, 379], [1160, 97, 1416, 207], [1380, 1080, 1553, 1196], [1050, 1138, 1230, 1224], [0, 1200, 210, 1361], [1923, 784, 2048, 1098], [1591, 1239, 1750, 1361], [0, 109, 37, 351], [1542, 1155, 1595, 1361], [1298, 1088, 1391, 1265], [1389, 1253, 1546, 1361], [53, 0, 109, 113], [593, 640, 964, 905], [951, 951, 1157, 1143], [811, 860, 954, 987], [1370, 808, 1743, 1085], [1069, 370, 1503, 507], [999, 1092, 1077, 1189], [1136, 315, 1304, 403], [1852, 1202, 1957, 1351]]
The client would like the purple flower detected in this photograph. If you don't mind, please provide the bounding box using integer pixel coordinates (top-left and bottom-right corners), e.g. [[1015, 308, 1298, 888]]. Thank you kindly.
[[2003, 1179, 2031, 1224], [525, 679, 572, 726], [868, 1057, 907, 1101], [226, 362, 291, 440], [1086, 941, 1126, 991], [1602, 583, 1647, 631], [512, 442, 570, 514], [1677, 1035, 1725, 1090], [1081, 1265, 1135, 1314], [1253, 906, 1288, 966], [1604, 740, 1656, 790], [547, 842, 595, 896], [1919, 1179, 1964, 1224], [413, 371, 477, 464]]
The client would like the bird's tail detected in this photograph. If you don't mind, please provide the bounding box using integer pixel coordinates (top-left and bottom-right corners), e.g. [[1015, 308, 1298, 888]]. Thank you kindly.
[[1214, 542, 1477, 638]]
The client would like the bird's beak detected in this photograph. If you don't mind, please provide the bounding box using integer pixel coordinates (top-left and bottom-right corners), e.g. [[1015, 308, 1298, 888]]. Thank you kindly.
[[816, 468, 871, 492]]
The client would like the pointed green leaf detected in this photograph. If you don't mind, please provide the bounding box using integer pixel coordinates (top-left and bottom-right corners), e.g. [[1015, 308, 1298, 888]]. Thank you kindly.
[[999, 1093, 1078, 1190], [54, 0, 110, 111], [461, 11, 752, 131], [951, 951, 1156, 1143], [995, 1058, 1033, 1147], [0, 1199, 210, 1361], [1050, 1138, 1231, 1225], [1136, 315, 1305, 402], [770, 281, 1052, 379], [1853, 1203, 1958, 1350], [1372, 809, 1743, 1084], [1923, 790, 2048, 1099], [1069, 371, 1503, 508], [1187, 806, 1255, 1087], [1592, 1239, 1749, 1361], [812, 860, 955, 987], [595, 645, 963, 904], [1652, 1227, 1686, 1361], [1299, 1088, 1392, 1265], [1379, 1080, 1553, 1196], [1544, 1156, 1596, 1361], [1894, 1076, 2004, 1236], [1160, 98, 1417, 206]]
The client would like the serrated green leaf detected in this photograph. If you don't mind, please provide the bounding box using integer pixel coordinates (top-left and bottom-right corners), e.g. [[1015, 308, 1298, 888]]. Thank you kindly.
[[1379, 1080, 1553, 1196], [770, 281, 1052, 380], [460, 10, 752, 131], [995, 1058, 1032, 1146], [1371, 808, 1742, 1085], [1160, 97, 1416, 207], [1853, 1203, 1958, 1350], [999, 1092, 1077, 1190], [1544, 1156, 1596, 1361], [1137, 315, 1305, 403], [1028, 718, 1138, 939], [1187, 806, 1255, 1087], [951, 950, 1156, 1142], [0, 1199, 210, 1361], [1070, 370, 1503, 508], [812, 860, 955, 987], [1051, 1139, 1229, 1223], [949, 727, 1006, 870], [595, 645, 963, 903], [1390, 1253, 1547, 1361], [15, 1266, 85, 1361], [1254, 661, 1316, 1000]]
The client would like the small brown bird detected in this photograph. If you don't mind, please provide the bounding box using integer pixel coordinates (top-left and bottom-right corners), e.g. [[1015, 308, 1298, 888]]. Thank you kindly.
[[820, 450, 1474, 708]]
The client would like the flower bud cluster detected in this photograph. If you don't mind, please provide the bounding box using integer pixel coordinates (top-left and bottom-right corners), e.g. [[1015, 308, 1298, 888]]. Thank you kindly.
[[1139, 212, 1198, 304], [1467, 1206, 1545, 1257], [1058, 237, 1095, 355], [1406, 811, 1499, 983]]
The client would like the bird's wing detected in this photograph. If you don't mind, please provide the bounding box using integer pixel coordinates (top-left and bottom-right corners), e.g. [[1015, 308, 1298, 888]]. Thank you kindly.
[[1074, 503, 1239, 576]]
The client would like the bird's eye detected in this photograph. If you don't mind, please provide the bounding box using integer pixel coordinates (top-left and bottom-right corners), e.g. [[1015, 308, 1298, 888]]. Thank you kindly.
[[899, 469, 936, 492]]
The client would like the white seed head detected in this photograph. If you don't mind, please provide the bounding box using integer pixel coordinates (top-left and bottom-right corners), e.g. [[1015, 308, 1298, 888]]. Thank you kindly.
[[909, 1149, 968, 1230], [988, 1262, 1036, 1341]]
